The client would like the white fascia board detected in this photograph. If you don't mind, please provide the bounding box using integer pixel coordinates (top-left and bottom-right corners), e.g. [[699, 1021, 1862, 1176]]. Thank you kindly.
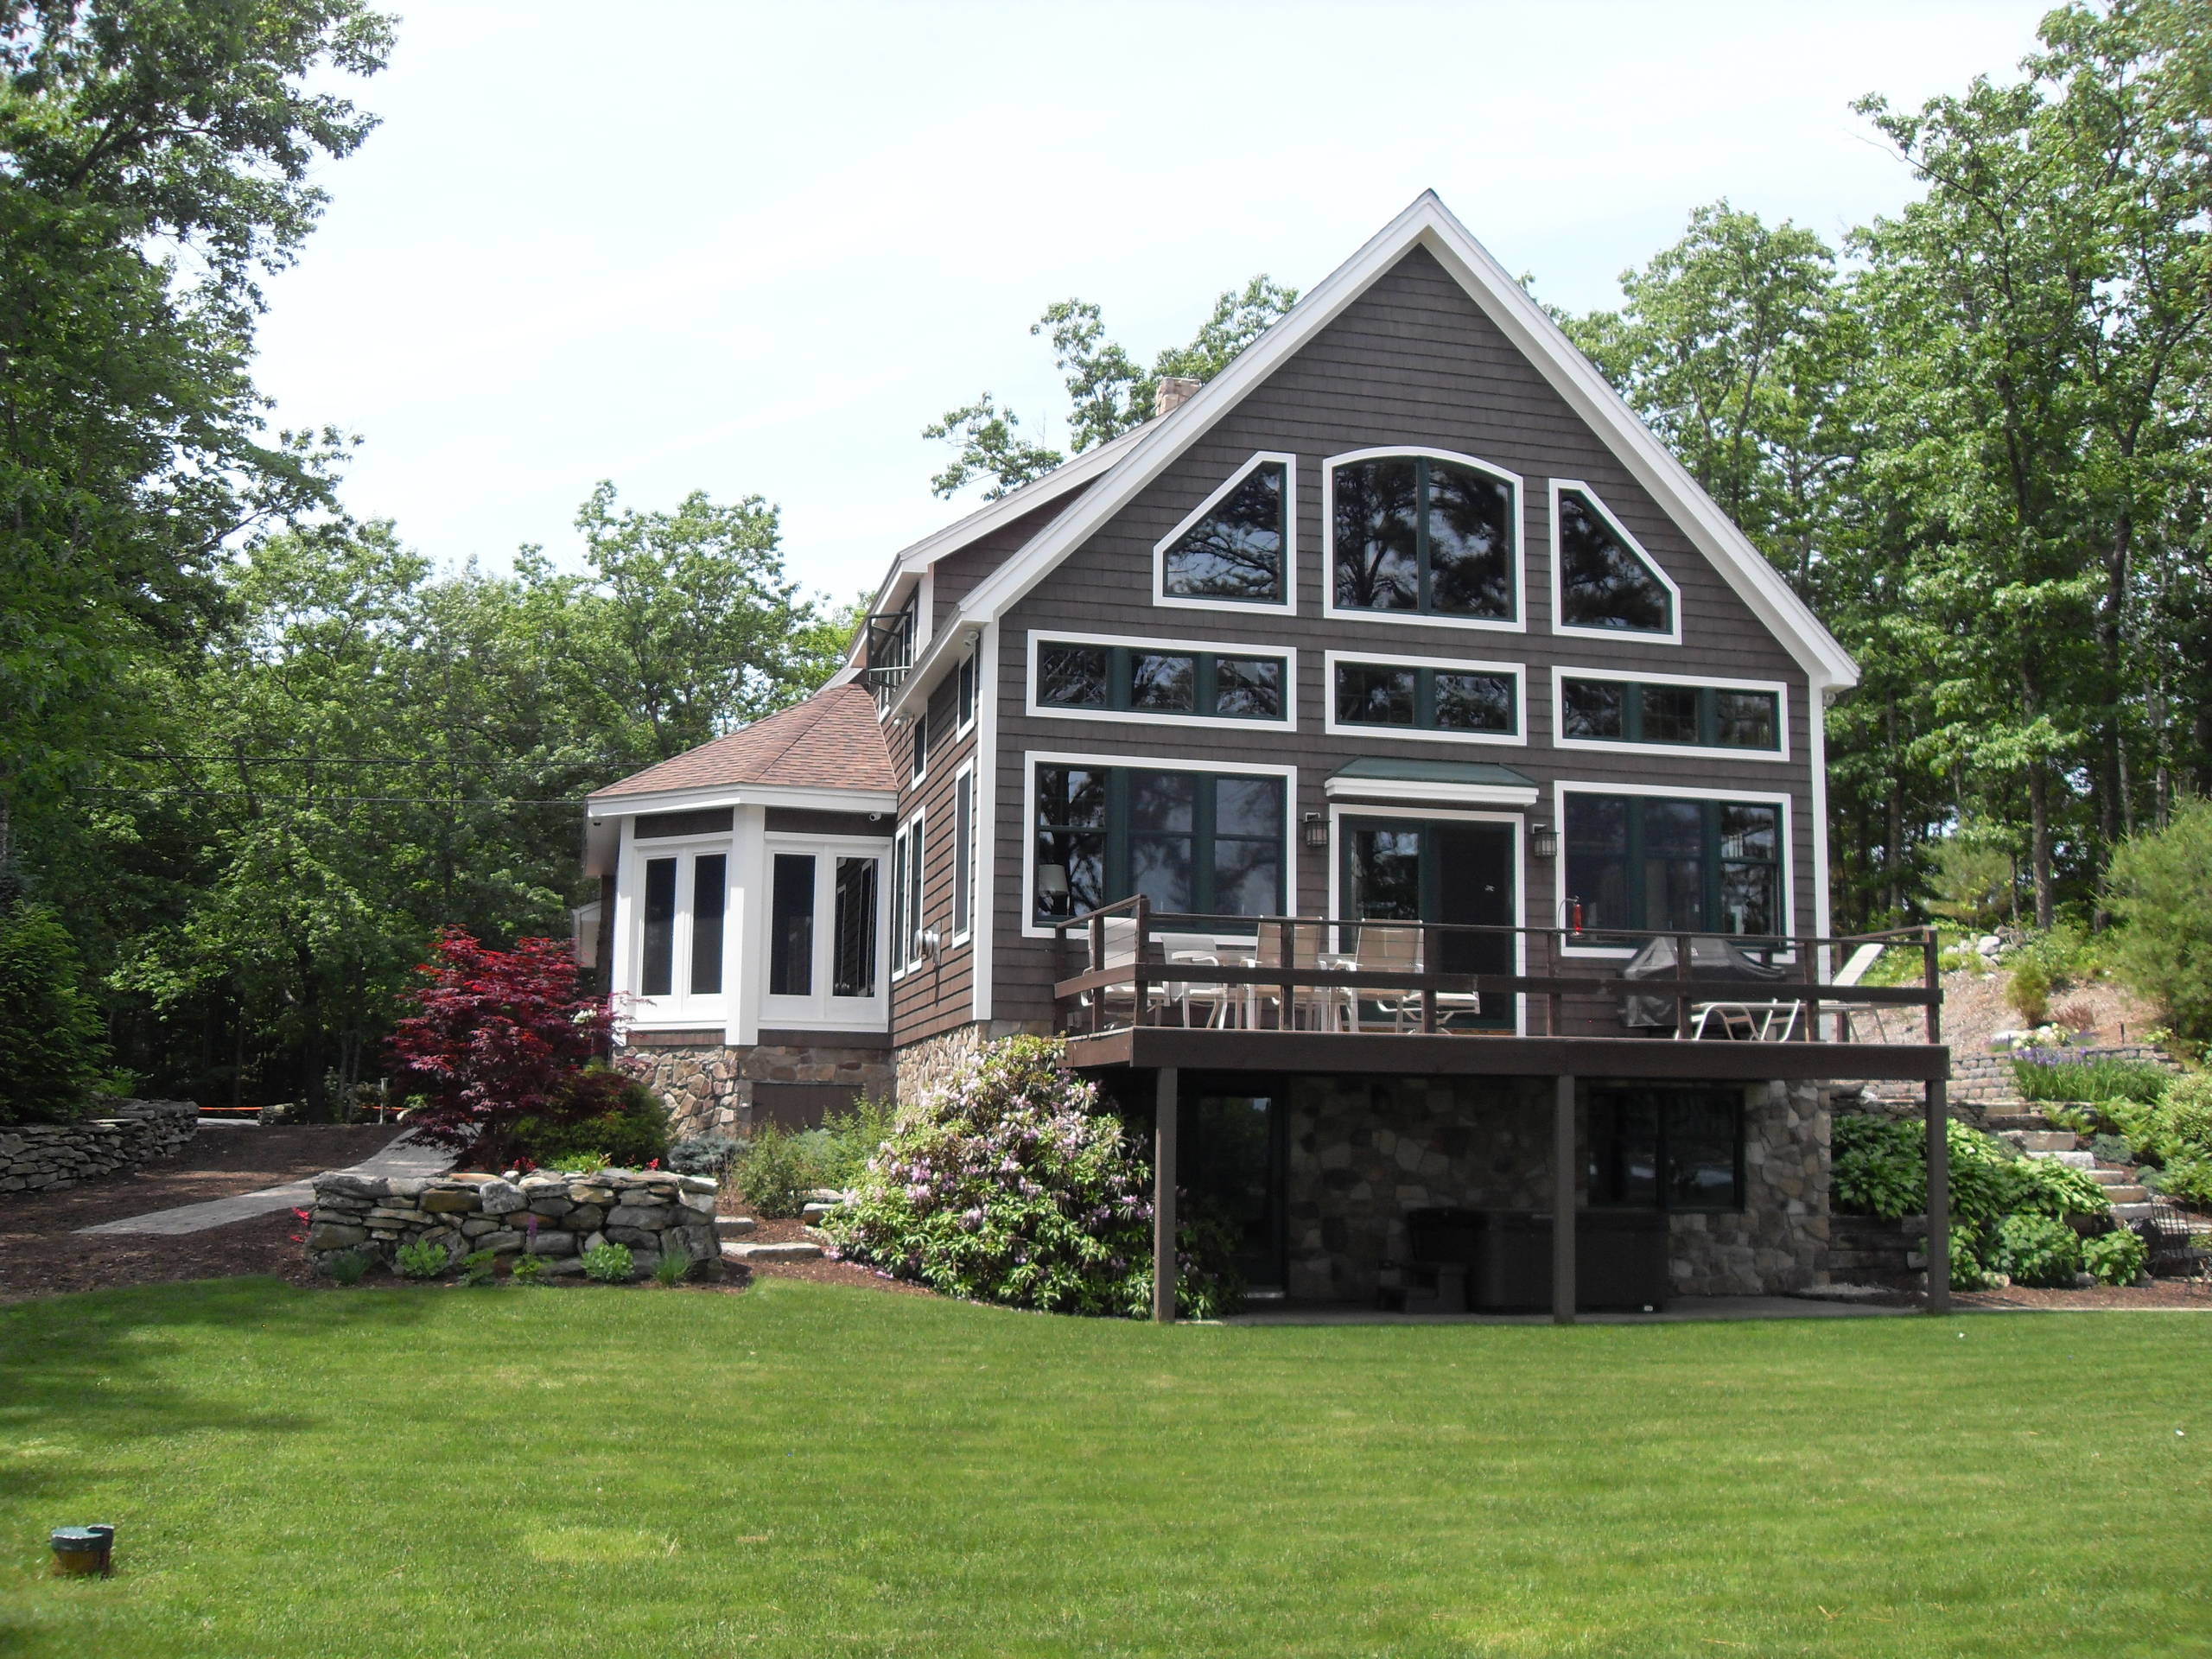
[[942, 192, 1857, 694], [1322, 776, 1539, 808], [586, 782, 899, 817]]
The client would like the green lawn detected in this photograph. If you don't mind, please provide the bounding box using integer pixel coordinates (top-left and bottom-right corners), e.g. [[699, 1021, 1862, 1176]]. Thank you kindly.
[[1, 1281, 2205, 1657]]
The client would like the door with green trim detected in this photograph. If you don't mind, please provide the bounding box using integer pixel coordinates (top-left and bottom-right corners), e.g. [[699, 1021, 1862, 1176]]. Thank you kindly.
[[1341, 817, 1516, 1029]]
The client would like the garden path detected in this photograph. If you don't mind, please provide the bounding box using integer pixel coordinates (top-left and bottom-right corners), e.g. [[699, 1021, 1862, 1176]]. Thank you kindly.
[[73, 1131, 452, 1236]]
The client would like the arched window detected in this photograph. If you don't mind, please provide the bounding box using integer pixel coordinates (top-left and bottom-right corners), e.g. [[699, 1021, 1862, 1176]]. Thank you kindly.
[[1327, 451, 1517, 625], [1553, 484, 1675, 637]]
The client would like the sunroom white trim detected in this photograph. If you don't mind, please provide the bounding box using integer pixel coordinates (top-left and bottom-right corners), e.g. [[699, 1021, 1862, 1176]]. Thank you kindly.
[[1321, 648, 1528, 747], [1319, 446, 1526, 636], [1151, 449, 1299, 618], [1545, 478, 1682, 645], [1024, 628, 1299, 733]]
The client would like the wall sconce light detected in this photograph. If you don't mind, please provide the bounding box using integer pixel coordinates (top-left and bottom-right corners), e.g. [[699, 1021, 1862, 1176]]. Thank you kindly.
[[1529, 822, 1560, 860], [1300, 812, 1328, 849]]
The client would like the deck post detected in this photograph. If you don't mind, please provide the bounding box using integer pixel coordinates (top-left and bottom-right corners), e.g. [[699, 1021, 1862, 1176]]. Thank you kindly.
[[1553, 1073, 1576, 1325], [1924, 1075, 1950, 1314], [1153, 1065, 1179, 1325]]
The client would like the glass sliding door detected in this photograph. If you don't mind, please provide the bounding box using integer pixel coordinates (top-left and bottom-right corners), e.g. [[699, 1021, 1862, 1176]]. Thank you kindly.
[[1340, 817, 1516, 1028]]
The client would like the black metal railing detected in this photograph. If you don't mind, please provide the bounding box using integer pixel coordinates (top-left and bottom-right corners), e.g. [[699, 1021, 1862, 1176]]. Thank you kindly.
[[1049, 895, 1943, 1045], [862, 606, 915, 708]]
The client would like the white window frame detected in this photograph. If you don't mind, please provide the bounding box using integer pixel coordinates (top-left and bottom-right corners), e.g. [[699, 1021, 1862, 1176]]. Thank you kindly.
[[1152, 450, 1299, 617], [1020, 749, 1299, 940], [1548, 664, 1792, 763], [1550, 779, 1795, 959], [909, 715, 929, 788], [1321, 648, 1528, 748], [624, 830, 734, 1026], [955, 649, 978, 737], [889, 810, 926, 976], [1320, 446, 1526, 636], [1024, 629, 1299, 734], [1325, 804, 1528, 1036], [1547, 479, 1683, 646], [758, 832, 892, 1031], [950, 761, 976, 944]]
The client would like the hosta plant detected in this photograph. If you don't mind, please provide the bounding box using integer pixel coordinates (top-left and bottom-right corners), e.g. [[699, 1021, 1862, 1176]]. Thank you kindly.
[[823, 1036, 1238, 1319]]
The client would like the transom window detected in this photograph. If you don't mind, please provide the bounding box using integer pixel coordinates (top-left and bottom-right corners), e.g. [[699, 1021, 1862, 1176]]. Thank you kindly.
[[1329, 451, 1517, 623], [1560, 676, 1780, 753], [1158, 455, 1291, 607], [1033, 763, 1285, 922], [1564, 793, 1783, 938], [1554, 485, 1674, 636], [1331, 657, 1517, 737], [1035, 639, 1287, 724]]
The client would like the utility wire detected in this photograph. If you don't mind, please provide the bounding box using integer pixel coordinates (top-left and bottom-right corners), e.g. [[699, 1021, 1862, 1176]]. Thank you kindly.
[[75, 785, 589, 807]]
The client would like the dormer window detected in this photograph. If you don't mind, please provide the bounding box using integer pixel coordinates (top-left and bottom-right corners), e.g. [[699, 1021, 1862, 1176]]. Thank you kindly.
[[1551, 482, 1678, 639], [1325, 449, 1519, 629], [1154, 453, 1295, 613]]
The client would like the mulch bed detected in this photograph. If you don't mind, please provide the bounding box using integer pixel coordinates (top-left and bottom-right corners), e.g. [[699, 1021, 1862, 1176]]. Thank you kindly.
[[1954, 1278, 2212, 1312], [0, 1123, 397, 1304]]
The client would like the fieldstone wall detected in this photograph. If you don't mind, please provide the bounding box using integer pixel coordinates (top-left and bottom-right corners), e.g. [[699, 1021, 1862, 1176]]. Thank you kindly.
[[894, 1021, 1046, 1103], [0, 1099, 197, 1195], [304, 1167, 720, 1277], [1282, 1077, 1827, 1303], [616, 1041, 895, 1138]]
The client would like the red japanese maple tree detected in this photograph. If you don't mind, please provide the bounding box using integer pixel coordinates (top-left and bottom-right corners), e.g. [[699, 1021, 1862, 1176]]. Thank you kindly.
[[387, 929, 614, 1152]]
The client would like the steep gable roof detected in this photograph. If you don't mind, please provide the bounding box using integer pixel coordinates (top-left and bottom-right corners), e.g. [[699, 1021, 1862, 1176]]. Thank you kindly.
[[892, 192, 1855, 703], [588, 683, 893, 801]]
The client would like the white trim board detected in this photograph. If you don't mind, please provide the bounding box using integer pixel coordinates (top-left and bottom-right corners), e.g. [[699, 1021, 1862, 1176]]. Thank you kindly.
[[1319, 446, 1527, 636], [1019, 748, 1300, 941], [1321, 648, 1527, 747], [1024, 628, 1299, 734], [1323, 775, 1539, 807], [1150, 449, 1299, 618], [1546, 664, 1793, 764], [1546, 478, 1682, 646]]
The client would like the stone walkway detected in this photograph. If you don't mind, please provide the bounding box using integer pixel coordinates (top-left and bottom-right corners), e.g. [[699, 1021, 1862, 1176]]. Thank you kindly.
[[75, 1132, 454, 1237]]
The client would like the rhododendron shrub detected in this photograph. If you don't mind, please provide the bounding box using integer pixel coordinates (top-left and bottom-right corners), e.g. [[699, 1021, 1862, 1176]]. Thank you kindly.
[[387, 929, 613, 1152], [823, 1036, 1237, 1318]]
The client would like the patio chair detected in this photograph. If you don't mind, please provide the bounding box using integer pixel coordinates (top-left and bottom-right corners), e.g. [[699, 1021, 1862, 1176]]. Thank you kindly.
[[1154, 931, 1235, 1029]]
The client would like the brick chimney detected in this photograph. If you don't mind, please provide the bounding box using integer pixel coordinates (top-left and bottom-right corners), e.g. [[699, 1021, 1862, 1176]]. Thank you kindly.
[[1154, 375, 1203, 417]]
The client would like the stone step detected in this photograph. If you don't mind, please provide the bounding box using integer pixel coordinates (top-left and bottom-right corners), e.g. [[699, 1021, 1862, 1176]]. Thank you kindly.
[[1983, 1112, 2054, 1132], [2025, 1148, 2097, 1169], [721, 1240, 822, 1262], [2111, 1202, 2161, 1223], [2100, 1185, 2152, 1205], [804, 1187, 849, 1205], [2000, 1130, 2079, 1153], [714, 1215, 757, 1238], [800, 1201, 842, 1222], [2085, 1167, 2138, 1185]]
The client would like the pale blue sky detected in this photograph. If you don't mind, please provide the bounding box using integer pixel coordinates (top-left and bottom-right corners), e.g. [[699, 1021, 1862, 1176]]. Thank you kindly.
[[252, 0, 2054, 606]]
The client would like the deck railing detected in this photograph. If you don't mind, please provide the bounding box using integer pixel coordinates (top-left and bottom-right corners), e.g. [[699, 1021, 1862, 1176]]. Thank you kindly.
[[1049, 896, 1942, 1046]]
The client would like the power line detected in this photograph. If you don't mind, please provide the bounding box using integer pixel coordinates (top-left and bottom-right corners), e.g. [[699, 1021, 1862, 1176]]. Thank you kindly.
[[75, 785, 588, 807]]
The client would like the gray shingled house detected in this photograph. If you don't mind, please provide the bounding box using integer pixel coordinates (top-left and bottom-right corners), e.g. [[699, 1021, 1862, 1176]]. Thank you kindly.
[[582, 194, 1948, 1318]]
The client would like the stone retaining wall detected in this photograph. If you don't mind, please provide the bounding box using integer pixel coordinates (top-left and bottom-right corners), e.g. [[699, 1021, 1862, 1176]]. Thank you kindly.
[[616, 1041, 895, 1138], [304, 1167, 721, 1278], [0, 1099, 197, 1194], [893, 1022, 1048, 1103]]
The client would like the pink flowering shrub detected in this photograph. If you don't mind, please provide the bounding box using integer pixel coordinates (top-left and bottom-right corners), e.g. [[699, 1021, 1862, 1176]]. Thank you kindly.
[[823, 1036, 1238, 1319]]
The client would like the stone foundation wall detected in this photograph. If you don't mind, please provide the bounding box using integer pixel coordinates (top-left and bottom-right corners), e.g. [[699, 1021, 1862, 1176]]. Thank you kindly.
[[1283, 1077, 1827, 1303], [0, 1100, 197, 1195], [616, 1042, 896, 1139], [893, 1022, 1046, 1103], [305, 1166, 720, 1278]]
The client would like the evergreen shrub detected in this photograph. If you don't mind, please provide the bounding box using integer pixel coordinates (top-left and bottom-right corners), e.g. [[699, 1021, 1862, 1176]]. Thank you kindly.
[[825, 1037, 1238, 1319], [0, 906, 112, 1125], [2107, 801, 2212, 1041], [508, 1067, 669, 1169]]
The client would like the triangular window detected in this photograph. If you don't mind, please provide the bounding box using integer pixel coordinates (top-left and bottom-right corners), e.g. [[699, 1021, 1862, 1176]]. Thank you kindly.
[[1160, 459, 1287, 605], [1556, 486, 1673, 635]]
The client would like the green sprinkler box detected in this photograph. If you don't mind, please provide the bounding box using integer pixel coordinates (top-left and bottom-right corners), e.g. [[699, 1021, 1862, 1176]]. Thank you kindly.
[[49, 1524, 113, 1577]]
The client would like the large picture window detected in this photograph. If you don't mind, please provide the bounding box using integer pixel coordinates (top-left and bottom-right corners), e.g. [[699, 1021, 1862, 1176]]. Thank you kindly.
[[1560, 676, 1781, 753], [1564, 793, 1783, 938], [1553, 485, 1674, 636], [1033, 763, 1285, 922], [1329, 451, 1516, 624], [1158, 456, 1290, 607], [1586, 1086, 1743, 1211], [1033, 638, 1288, 726]]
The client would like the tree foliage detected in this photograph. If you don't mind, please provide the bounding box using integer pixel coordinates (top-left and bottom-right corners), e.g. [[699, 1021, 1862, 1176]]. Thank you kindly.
[[924, 276, 1298, 499], [2106, 798, 2212, 1039], [0, 902, 112, 1122]]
